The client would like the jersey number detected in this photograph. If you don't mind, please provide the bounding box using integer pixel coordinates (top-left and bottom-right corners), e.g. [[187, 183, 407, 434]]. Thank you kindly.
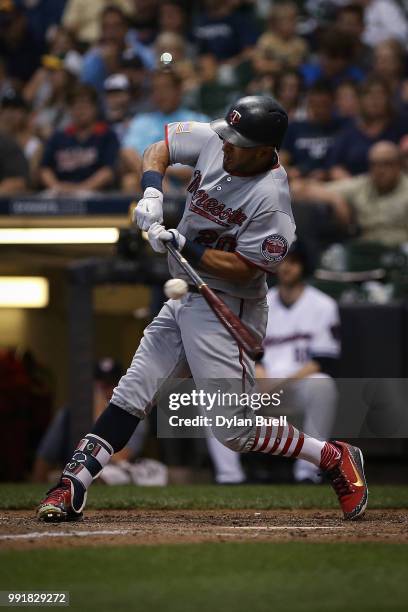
[[194, 230, 237, 252], [294, 347, 310, 363]]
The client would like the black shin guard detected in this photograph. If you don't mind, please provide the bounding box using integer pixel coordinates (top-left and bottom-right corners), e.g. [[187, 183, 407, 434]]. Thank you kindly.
[[92, 402, 141, 452]]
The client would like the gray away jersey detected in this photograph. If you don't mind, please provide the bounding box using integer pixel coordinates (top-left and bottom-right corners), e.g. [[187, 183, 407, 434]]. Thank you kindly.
[[166, 121, 296, 299]]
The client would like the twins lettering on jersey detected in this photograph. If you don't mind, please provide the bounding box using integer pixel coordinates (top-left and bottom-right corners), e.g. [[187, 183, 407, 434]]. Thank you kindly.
[[56, 147, 98, 172], [187, 170, 247, 228]]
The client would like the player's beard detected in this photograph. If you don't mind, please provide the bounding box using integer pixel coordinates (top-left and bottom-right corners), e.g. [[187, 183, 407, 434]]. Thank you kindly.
[[223, 154, 243, 174], [222, 155, 233, 173]]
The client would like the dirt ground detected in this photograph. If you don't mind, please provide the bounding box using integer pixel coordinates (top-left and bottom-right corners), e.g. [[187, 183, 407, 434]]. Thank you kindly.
[[0, 509, 407, 550]]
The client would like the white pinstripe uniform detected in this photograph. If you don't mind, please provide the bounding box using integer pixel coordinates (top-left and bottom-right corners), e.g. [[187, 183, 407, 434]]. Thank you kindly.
[[262, 285, 341, 481]]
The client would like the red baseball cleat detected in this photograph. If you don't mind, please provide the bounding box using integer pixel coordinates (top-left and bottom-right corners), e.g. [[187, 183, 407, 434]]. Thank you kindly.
[[325, 441, 368, 520], [37, 477, 85, 522]]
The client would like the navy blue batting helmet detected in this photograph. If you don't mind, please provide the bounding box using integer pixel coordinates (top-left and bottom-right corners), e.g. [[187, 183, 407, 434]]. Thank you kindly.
[[210, 95, 288, 150]]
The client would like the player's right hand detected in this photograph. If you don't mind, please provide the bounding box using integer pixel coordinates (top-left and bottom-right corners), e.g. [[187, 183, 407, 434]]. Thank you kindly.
[[147, 222, 186, 253], [133, 187, 163, 231]]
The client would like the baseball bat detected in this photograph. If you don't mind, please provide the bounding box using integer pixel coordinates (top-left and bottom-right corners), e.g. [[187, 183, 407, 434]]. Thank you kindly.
[[165, 242, 264, 361]]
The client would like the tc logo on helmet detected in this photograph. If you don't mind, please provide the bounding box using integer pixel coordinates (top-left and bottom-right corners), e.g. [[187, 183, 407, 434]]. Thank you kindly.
[[261, 234, 288, 262], [229, 110, 242, 125]]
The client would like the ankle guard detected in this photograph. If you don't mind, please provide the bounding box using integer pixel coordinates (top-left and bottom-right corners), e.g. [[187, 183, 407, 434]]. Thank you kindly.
[[63, 434, 113, 512]]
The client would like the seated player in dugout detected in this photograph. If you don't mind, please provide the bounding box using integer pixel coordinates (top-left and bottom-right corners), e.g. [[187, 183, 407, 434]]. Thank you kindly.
[[257, 241, 341, 484], [37, 95, 368, 523]]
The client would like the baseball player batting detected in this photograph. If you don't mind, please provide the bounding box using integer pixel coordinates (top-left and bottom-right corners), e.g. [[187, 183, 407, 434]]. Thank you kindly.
[[37, 95, 368, 522]]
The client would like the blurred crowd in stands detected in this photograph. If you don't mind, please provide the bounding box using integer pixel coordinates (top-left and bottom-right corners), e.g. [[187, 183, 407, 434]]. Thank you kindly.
[[0, 0, 408, 274]]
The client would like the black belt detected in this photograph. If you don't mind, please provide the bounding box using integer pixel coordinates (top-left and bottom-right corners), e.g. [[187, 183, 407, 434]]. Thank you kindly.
[[188, 284, 227, 296], [188, 284, 200, 294]]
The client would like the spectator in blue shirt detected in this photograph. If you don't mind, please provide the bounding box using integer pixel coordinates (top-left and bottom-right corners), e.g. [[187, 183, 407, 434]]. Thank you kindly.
[[281, 80, 345, 181], [123, 69, 208, 193], [327, 77, 408, 179], [122, 69, 209, 193], [40, 84, 120, 194], [123, 69, 208, 155], [301, 27, 365, 89], [81, 5, 154, 93], [193, 0, 259, 63]]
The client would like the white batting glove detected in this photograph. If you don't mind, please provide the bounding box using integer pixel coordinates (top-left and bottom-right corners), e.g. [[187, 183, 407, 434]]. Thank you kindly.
[[147, 222, 186, 253], [133, 187, 163, 231]]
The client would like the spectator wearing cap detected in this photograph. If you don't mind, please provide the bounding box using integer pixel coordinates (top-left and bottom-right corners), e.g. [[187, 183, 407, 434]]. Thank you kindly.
[[81, 5, 155, 93], [24, 25, 83, 108], [27, 52, 82, 110], [280, 80, 345, 181], [122, 69, 208, 193], [120, 49, 151, 115], [104, 72, 142, 192], [292, 141, 408, 246], [327, 77, 408, 179], [104, 73, 133, 142], [40, 84, 120, 195], [24, 55, 82, 144], [0, 0, 44, 86], [0, 89, 43, 187], [32, 358, 146, 483], [0, 129, 28, 194], [81, 6, 130, 92]]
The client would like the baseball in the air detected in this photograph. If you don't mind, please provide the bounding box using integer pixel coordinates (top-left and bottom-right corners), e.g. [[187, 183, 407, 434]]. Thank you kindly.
[[164, 278, 188, 299]]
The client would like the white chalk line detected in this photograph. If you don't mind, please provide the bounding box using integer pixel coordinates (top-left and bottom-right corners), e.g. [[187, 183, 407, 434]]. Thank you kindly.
[[0, 525, 340, 541], [0, 529, 134, 541], [219, 525, 338, 531]]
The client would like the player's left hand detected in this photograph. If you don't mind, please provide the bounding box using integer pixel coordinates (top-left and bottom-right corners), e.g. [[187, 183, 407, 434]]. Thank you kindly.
[[147, 222, 186, 253], [134, 187, 163, 231]]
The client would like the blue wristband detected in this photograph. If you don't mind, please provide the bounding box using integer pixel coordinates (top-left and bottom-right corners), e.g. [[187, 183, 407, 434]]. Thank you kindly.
[[141, 171, 163, 193], [182, 239, 206, 265]]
